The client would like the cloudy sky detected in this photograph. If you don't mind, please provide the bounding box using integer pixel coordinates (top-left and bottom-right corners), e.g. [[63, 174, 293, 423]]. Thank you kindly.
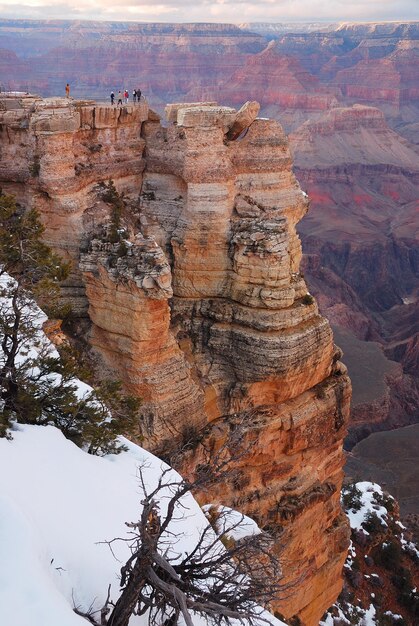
[[0, 0, 418, 23]]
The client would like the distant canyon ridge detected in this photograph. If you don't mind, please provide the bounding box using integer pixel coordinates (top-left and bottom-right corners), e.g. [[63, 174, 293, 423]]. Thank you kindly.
[[0, 17, 418, 445]]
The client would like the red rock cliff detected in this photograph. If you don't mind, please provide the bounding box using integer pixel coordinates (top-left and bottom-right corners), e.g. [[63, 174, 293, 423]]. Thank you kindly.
[[0, 94, 351, 625]]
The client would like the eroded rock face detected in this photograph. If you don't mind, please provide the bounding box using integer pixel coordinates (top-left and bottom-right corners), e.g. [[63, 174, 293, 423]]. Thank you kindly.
[[135, 102, 351, 624], [0, 95, 351, 625], [79, 237, 205, 444], [0, 93, 149, 313]]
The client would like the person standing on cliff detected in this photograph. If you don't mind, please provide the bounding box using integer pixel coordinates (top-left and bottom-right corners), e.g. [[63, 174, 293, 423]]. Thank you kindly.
[[124, 89, 129, 104], [132, 89, 137, 104], [117, 91, 123, 106], [137, 88, 142, 102], [65, 83, 70, 98], [110, 91, 115, 105]]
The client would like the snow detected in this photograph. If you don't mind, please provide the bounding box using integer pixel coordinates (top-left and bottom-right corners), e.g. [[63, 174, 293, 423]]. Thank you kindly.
[[361, 604, 376, 626], [0, 425, 287, 626], [384, 611, 403, 620], [320, 606, 350, 625], [0, 279, 288, 626], [345, 482, 388, 534], [202, 504, 261, 541], [322, 480, 418, 626], [0, 425, 164, 625]]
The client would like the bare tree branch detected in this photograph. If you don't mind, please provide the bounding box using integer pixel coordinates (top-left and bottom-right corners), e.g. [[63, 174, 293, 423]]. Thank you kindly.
[[78, 436, 287, 626]]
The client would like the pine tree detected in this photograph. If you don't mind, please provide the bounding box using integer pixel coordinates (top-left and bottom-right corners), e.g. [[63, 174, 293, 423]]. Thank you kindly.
[[0, 192, 69, 431], [100, 179, 125, 244]]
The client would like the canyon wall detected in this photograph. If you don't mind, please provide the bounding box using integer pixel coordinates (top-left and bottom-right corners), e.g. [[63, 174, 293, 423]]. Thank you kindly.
[[1, 19, 418, 137], [291, 104, 419, 446], [0, 93, 148, 313], [0, 94, 351, 625]]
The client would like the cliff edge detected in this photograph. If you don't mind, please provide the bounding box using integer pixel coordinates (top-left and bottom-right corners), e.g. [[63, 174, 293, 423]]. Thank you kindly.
[[0, 94, 352, 625]]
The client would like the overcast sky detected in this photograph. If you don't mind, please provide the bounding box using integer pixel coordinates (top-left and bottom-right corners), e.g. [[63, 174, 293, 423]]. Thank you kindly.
[[0, 0, 418, 23]]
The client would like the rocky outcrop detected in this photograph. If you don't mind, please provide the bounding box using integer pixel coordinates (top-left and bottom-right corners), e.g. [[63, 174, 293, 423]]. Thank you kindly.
[[0, 93, 149, 313], [0, 94, 351, 625], [225, 100, 260, 140], [183, 375, 351, 626], [79, 237, 205, 444], [133, 102, 350, 624]]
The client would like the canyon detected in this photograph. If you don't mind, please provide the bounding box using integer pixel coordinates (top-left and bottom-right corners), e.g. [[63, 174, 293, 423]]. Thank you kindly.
[[0, 92, 351, 625], [1, 17, 418, 623], [1, 20, 418, 133], [1, 23, 417, 439], [291, 104, 419, 447]]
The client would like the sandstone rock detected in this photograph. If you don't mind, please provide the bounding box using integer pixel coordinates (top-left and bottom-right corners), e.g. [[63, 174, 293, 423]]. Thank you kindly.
[[177, 105, 236, 131], [80, 238, 205, 445], [133, 103, 350, 624], [165, 101, 217, 123], [226, 100, 260, 140], [0, 95, 149, 314], [0, 94, 351, 625]]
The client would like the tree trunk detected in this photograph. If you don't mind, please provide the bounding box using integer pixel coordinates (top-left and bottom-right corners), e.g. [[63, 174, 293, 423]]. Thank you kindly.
[[107, 556, 149, 626]]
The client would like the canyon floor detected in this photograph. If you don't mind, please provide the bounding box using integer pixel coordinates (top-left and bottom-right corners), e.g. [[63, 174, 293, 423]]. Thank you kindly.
[[346, 424, 419, 519]]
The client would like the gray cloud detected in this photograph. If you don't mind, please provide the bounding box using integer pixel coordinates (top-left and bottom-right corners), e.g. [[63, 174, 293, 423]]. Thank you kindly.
[[0, 0, 418, 22]]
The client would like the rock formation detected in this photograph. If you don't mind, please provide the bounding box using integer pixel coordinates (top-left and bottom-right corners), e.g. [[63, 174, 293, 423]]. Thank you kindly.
[[0, 93, 351, 625], [0, 92, 149, 313]]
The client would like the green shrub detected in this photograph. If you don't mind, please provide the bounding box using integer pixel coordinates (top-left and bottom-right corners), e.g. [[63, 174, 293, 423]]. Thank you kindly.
[[375, 540, 403, 571], [362, 511, 386, 535], [302, 293, 314, 305], [342, 482, 363, 512], [0, 192, 140, 454]]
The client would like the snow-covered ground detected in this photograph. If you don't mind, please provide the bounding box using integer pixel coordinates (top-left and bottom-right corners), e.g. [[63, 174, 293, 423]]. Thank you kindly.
[[0, 425, 175, 625], [345, 481, 388, 533], [0, 276, 286, 626], [0, 425, 287, 626], [321, 481, 418, 626], [202, 504, 262, 541]]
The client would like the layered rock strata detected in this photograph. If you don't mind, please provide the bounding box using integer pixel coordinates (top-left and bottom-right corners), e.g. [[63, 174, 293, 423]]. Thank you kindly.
[[102, 102, 350, 624], [291, 105, 419, 446], [79, 236, 205, 443], [0, 93, 149, 313], [0, 95, 351, 625]]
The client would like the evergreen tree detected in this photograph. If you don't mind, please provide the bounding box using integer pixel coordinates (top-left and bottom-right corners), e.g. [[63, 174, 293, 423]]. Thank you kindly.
[[100, 179, 125, 244], [0, 192, 69, 430]]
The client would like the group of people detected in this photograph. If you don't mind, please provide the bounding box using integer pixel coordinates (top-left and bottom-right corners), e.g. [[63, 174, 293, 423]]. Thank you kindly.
[[110, 89, 142, 106]]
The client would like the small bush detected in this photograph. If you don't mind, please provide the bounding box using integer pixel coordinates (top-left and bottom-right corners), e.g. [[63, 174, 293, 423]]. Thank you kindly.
[[142, 190, 156, 201], [100, 179, 125, 244], [375, 540, 403, 571], [302, 293, 314, 305], [180, 424, 202, 451], [362, 511, 385, 535], [230, 470, 251, 492], [117, 241, 128, 257], [342, 482, 363, 512], [378, 614, 406, 626]]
